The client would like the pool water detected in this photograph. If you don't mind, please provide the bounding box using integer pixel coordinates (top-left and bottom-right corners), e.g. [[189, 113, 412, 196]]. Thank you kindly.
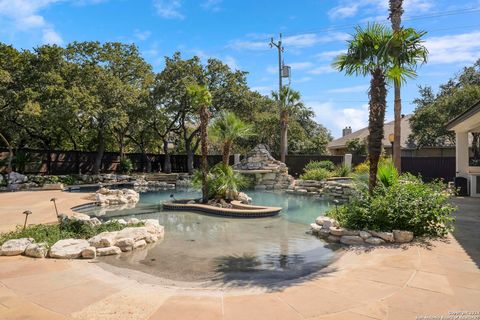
[[77, 189, 341, 286]]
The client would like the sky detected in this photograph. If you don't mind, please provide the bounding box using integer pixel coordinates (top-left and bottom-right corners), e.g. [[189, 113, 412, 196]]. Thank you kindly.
[[0, 0, 479, 138]]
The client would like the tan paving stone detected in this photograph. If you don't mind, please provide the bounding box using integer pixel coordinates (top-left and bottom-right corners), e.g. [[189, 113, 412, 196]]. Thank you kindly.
[[351, 301, 388, 319], [312, 311, 378, 319], [450, 286, 480, 310], [223, 293, 302, 320], [0, 257, 71, 279], [149, 295, 222, 320], [407, 271, 453, 295], [276, 285, 360, 318], [383, 287, 456, 315], [345, 266, 414, 287], [386, 306, 419, 320], [445, 270, 480, 290], [0, 298, 68, 320]]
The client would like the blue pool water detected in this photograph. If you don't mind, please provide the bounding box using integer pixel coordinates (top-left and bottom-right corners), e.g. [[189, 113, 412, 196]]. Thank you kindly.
[[77, 189, 340, 286]]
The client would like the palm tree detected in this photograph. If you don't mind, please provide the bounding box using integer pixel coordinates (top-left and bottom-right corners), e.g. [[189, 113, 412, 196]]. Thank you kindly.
[[389, 0, 404, 172], [334, 23, 427, 193], [187, 84, 212, 204], [272, 86, 303, 162], [210, 111, 253, 166]]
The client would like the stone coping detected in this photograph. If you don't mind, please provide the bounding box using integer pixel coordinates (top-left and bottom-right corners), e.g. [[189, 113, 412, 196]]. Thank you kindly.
[[233, 169, 275, 174], [162, 201, 282, 218]]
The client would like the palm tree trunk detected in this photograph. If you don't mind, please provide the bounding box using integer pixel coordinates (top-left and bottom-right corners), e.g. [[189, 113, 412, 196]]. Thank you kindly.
[[368, 68, 387, 193], [222, 140, 232, 166], [200, 105, 210, 203], [390, 0, 403, 173]]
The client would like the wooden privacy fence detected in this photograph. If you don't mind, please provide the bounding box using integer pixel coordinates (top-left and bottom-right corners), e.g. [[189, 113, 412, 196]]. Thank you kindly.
[[0, 148, 456, 182]]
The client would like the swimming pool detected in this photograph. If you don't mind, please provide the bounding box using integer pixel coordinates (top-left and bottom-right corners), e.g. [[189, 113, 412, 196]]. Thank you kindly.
[[76, 189, 341, 286]]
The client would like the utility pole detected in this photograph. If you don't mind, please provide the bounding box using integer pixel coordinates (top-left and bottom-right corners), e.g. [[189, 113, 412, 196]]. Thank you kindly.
[[270, 33, 285, 162]]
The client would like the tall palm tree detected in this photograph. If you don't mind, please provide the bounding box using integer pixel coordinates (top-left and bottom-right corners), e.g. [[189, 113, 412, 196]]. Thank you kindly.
[[187, 83, 212, 203], [334, 23, 427, 193], [389, 0, 404, 172], [272, 86, 303, 162], [210, 111, 253, 166]]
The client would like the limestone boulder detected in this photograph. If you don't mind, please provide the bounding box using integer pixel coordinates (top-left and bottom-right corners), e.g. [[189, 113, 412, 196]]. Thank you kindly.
[[49, 239, 90, 259], [143, 219, 164, 237], [315, 216, 338, 229], [145, 234, 159, 244], [97, 246, 121, 256], [327, 235, 341, 243], [369, 231, 394, 242], [133, 240, 147, 249], [393, 230, 414, 243], [1, 238, 34, 256], [329, 227, 358, 236], [127, 218, 140, 225], [25, 242, 48, 258], [115, 238, 134, 252], [365, 237, 386, 245], [340, 235, 364, 245], [236, 192, 252, 204], [359, 231, 372, 240], [88, 231, 118, 248], [81, 246, 96, 259], [7, 172, 28, 184], [115, 227, 149, 241]]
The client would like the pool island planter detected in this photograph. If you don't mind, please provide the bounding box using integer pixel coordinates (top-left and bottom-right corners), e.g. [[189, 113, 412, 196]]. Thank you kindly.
[[163, 200, 282, 218]]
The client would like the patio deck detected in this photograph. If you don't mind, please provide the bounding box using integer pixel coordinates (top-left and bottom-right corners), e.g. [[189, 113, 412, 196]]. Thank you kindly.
[[0, 191, 478, 320]]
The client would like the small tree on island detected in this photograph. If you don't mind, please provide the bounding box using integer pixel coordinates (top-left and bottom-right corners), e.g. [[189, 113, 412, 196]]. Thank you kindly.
[[187, 84, 212, 204]]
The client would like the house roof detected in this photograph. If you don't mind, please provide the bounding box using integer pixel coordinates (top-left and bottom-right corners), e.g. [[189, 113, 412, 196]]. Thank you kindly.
[[445, 99, 480, 130], [328, 114, 413, 150]]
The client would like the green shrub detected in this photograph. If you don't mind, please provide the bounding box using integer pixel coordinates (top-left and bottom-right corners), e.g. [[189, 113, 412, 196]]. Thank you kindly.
[[327, 174, 455, 237], [60, 175, 78, 185], [0, 219, 144, 248], [305, 160, 335, 172], [192, 163, 250, 200], [333, 164, 352, 177], [120, 158, 133, 173], [300, 168, 332, 181], [376, 160, 398, 189]]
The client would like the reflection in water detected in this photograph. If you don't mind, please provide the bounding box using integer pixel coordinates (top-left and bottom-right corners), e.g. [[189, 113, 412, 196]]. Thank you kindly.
[[78, 189, 340, 285]]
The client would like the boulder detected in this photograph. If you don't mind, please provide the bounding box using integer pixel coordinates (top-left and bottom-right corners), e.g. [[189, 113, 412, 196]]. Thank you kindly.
[[86, 217, 102, 227], [115, 238, 134, 252], [393, 230, 414, 243], [81, 246, 96, 259], [7, 172, 28, 184], [145, 234, 159, 244], [315, 216, 338, 228], [133, 240, 147, 249], [128, 218, 140, 225], [41, 183, 64, 190], [236, 192, 252, 204], [359, 231, 372, 240], [88, 231, 118, 248], [329, 227, 358, 236], [327, 235, 341, 243], [24, 242, 48, 258], [49, 239, 90, 259], [1, 238, 34, 256], [115, 227, 149, 241], [365, 237, 386, 245], [143, 219, 164, 237], [71, 212, 91, 222], [369, 231, 394, 243], [97, 246, 121, 256], [340, 235, 364, 245], [310, 223, 322, 234]]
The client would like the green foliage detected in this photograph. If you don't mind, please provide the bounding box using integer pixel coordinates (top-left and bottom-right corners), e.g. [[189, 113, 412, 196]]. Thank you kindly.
[[0, 219, 144, 247], [305, 160, 335, 171], [327, 174, 455, 237], [120, 158, 133, 173], [376, 160, 398, 188], [12, 150, 32, 173], [300, 168, 333, 181], [333, 164, 352, 177], [192, 163, 249, 200], [345, 138, 367, 156]]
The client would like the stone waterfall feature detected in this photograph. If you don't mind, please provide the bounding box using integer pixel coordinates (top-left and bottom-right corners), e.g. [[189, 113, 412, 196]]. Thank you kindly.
[[233, 144, 294, 190]]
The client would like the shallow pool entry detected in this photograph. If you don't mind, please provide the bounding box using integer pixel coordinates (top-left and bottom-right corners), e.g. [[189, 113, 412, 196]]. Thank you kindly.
[[77, 190, 341, 286]]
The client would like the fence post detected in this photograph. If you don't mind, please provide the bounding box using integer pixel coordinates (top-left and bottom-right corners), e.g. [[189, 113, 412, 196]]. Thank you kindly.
[[344, 153, 352, 169]]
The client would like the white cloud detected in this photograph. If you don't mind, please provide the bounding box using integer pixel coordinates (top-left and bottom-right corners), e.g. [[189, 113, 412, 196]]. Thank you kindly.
[[223, 55, 239, 70], [316, 49, 346, 61], [227, 32, 350, 51], [307, 65, 335, 75], [42, 28, 63, 45], [308, 101, 368, 137], [153, 0, 184, 19], [328, 0, 433, 20], [288, 62, 314, 70], [327, 85, 369, 93], [251, 85, 275, 96], [425, 31, 480, 64], [295, 76, 313, 83], [134, 29, 152, 41], [201, 0, 222, 12], [0, 0, 63, 44]]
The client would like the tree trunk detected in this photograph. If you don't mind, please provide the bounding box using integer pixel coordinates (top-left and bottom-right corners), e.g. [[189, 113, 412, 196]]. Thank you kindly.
[[186, 143, 194, 174], [119, 133, 125, 160], [222, 140, 232, 166], [200, 105, 210, 203], [93, 129, 105, 174], [0, 132, 13, 172], [163, 140, 172, 174], [368, 68, 387, 193], [389, 0, 403, 173]]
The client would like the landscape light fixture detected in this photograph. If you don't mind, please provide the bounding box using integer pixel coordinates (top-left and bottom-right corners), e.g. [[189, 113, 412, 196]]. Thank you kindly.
[[22, 210, 32, 230], [333, 199, 340, 216], [50, 197, 59, 218]]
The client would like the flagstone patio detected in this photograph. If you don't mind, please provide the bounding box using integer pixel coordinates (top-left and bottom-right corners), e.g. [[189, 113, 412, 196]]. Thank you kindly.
[[0, 191, 479, 320]]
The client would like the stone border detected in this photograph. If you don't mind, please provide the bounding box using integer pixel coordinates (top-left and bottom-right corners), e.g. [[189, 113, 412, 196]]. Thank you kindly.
[[0, 215, 165, 259], [163, 201, 282, 218], [311, 216, 414, 245]]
